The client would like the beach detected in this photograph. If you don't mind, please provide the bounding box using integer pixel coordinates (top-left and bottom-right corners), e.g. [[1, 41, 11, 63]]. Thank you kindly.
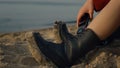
[[0, 23, 120, 68], [1, 0, 120, 68]]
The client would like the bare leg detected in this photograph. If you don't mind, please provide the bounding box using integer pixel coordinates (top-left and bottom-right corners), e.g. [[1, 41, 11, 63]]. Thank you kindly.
[[87, 0, 120, 40]]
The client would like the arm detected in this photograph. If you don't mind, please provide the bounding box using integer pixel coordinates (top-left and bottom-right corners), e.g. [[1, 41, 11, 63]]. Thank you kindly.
[[77, 0, 94, 27], [77, 0, 110, 27]]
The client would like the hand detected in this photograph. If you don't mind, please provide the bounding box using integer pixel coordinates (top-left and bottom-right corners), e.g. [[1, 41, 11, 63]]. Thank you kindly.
[[77, 0, 94, 27]]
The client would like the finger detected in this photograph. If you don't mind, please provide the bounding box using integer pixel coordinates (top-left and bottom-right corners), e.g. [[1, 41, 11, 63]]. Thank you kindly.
[[89, 11, 94, 19], [77, 18, 80, 29]]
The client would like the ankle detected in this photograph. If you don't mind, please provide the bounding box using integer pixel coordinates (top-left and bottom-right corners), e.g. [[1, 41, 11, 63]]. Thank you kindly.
[[86, 28, 104, 40]]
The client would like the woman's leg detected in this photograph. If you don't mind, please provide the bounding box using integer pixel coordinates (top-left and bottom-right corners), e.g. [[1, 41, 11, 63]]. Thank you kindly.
[[87, 0, 120, 40]]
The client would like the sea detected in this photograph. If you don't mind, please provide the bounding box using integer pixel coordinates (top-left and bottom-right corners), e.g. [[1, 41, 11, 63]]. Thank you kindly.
[[0, 0, 85, 33]]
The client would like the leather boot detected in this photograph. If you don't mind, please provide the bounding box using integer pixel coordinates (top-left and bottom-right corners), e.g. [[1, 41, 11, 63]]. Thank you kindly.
[[56, 21, 120, 62], [57, 23, 100, 63], [33, 26, 100, 68], [33, 32, 71, 68]]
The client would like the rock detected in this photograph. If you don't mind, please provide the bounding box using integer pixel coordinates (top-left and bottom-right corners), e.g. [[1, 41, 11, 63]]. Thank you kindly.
[[20, 56, 39, 66]]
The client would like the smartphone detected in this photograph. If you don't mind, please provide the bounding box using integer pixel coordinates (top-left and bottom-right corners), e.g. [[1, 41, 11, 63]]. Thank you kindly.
[[77, 13, 90, 34]]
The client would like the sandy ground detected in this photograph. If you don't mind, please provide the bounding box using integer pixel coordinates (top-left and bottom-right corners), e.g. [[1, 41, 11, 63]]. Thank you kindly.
[[0, 24, 120, 68]]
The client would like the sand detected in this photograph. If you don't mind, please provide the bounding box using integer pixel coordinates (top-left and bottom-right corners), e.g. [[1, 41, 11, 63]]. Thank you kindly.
[[0, 24, 120, 68]]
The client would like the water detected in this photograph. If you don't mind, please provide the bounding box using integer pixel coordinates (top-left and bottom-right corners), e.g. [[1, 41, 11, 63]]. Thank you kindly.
[[0, 0, 85, 33]]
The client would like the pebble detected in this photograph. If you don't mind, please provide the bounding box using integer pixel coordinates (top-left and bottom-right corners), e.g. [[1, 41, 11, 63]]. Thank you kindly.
[[0, 56, 4, 60], [114, 55, 117, 58], [109, 53, 113, 57]]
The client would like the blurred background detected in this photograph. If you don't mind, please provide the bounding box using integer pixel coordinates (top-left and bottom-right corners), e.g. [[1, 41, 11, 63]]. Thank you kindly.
[[0, 0, 85, 33]]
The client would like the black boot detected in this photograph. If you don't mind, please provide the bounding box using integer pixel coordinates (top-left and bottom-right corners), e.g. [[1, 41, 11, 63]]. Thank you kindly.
[[57, 23, 100, 64], [33, 26, 100, 68], [33, 32, 71, 68]]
